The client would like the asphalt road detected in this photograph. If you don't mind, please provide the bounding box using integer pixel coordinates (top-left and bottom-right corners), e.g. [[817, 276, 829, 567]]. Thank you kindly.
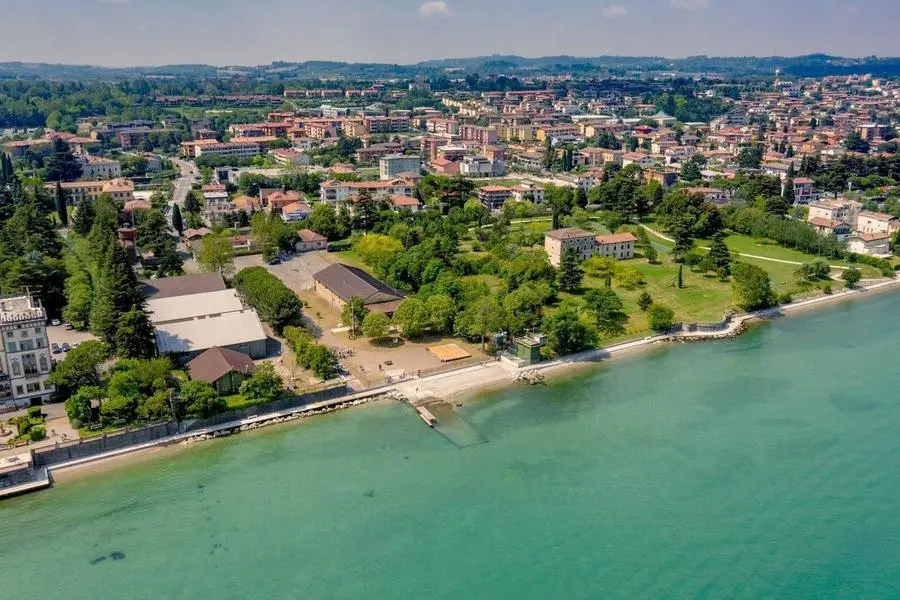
[[169, 158, 198, 215]]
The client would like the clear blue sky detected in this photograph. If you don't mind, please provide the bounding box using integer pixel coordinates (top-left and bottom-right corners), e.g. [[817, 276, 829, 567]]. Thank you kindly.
[[2, 0, 899, 67]]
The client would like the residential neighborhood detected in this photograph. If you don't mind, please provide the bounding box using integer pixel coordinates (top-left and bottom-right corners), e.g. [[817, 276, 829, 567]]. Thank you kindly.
[[1, 54, 900, 497]]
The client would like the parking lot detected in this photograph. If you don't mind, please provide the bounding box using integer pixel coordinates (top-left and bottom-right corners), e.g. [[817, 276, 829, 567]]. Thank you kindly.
[[47, 326, 98, 356], [233, 251, 334, 291]]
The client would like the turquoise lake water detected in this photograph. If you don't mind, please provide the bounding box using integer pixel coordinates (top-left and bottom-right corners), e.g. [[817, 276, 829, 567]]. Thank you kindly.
[[2, 293, 900, 599]]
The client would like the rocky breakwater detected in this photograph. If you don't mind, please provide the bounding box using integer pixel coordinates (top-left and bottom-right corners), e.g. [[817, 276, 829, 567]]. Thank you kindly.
[[180, 394, 400, 446]]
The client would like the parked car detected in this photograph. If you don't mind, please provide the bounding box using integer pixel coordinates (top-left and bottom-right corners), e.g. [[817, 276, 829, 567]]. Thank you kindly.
[[51, 343, 62, 354], [50, 319, 61, 327], [267, 257, 282, 265], [61, 343, 71, 352]]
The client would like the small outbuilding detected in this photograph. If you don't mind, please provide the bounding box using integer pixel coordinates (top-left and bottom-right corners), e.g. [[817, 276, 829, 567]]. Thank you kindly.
[[187, 346, 256, 394]]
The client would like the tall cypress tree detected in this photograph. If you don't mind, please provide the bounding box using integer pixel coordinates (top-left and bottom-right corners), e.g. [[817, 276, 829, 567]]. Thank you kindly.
[[171, 203, 184, 235], [115, 306, 156, 359], [55, 182, 69, 227], [73, 196, 96, 236]]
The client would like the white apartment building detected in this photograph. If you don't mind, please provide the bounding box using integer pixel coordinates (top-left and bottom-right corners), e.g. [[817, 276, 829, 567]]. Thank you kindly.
[[379, 154, 421, 180], [855, 211, 898, 236], [80, 155, 122, 179], [459, 155, 495, 178], [0, 294, 55, 407], [319, 178, 415, 208], [195, 143, 260, 160]]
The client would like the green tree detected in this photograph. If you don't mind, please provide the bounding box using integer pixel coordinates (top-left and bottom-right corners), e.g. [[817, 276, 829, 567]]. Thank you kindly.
[[393, 298, 429, 338], [306, 345, 338, 380], [681, 159, 701, 182], [231, 267, 302, 333], [44, 138, 83, 182], [841, 266, 862, 288], [180, 380, 224, 418], [251, 210, 287, 261], [732, 262, 775, 311], [55, 182, 68, 227], [171, 203, 184, 235], [136, 209, 172, 256], [677, 264, 684, 289], [362, 311, 391, 339], [239, 362, 284, 404], [647, 303, 675, 332], [545, 305, 596, 355], [307, 203, 339, 240], [583, 288, 628, 336], [454, 296, 506, 350], [637, 291, 653, 311], [196, 233, 235, 274], [183, 191, 200, 214], [425, 294, 456, 334], [65, 385, 103, 427], [48, 341, 110, 397], [557, 247, 584, 292], [614, 265, 645, 290], [115, 306, 156, 359], [670, 216, 695, 261], [341, 296, 369, 338], [707, 232, 732, 275], [73, 195, 96, 236]]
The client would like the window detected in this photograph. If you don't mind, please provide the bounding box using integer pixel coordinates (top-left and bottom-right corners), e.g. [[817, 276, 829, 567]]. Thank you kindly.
[[4, 331, 12, 339], [34, 327, 42, 335], [6, 342, 17, 353], [26, 382, 40, 393], [44, 381, 54, 390], [19, 329, 27, 339], [20, 339, 34, 351], [11, 358, 20, 377], [39, 355, 49, 372], [22, 354, 37, 377], [15, 386, 23, 395]]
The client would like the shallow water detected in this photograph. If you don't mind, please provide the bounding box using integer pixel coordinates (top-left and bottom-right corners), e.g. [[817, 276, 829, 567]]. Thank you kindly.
[[2, 292, 899, 599]]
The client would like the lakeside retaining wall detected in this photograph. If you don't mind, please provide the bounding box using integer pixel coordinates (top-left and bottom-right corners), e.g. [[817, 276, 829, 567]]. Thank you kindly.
[[33, 423, 179, 468], [30, 384, 350, 468]]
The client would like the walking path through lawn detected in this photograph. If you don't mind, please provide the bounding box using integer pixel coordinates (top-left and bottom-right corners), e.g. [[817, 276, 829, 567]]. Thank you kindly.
[[640, 224, 850, 270]]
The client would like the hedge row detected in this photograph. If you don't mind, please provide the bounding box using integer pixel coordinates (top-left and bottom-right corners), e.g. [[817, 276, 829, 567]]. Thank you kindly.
[[232, 267, 302, 333]]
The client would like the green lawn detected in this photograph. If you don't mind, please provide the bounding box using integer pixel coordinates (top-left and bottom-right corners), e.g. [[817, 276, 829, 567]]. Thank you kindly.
[[559, 257, 735, 338], [334, 250, 373, 273]]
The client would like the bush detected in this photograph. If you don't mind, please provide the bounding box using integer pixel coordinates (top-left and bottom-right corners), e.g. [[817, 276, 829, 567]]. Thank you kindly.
[[822, 283, 833, 295], [777, 292, 793, 305], [15, 415, 32, 435], [26, 406, 43, 420], [28, 426, 46, 442], [647, 303, 676, 332]]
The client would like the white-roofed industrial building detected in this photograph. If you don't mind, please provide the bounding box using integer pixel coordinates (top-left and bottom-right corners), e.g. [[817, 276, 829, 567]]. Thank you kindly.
[[154, 310, 267, 359], [143, 275, 268, 359]]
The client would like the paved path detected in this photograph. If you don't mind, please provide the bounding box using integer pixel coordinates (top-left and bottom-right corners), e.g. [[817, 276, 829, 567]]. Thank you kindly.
[[640, 224, 850, 270]]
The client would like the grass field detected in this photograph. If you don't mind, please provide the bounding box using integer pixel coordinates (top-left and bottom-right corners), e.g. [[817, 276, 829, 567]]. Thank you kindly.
[[558, 257, 735, 338]]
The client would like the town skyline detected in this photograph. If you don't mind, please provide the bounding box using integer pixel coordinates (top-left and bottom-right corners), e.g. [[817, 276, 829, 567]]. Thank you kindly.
[[2, 0, 899, 67]]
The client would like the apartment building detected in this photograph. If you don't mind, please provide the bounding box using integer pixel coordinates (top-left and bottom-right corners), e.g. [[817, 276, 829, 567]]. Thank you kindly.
[[364, 116, 410, 134], [80, 155, 122, 179], [379, 154, 421, 180], [855, 211, 899, 236], [791, 177, 818, 203], [0, 294, 55, 407], [194, 142, 260, 160], [476, 186, 512, 211], [460, 124, 499, 145], [53, 178, 135, 204], [319, 178, 415, 207], [459, 155, 496, 178]]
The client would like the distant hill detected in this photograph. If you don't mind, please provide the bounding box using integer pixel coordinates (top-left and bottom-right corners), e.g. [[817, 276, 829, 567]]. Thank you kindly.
[[2, 54, 900, 80]]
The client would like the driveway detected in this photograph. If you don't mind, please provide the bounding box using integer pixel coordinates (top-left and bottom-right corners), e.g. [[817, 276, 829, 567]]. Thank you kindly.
[[48, 326, 98, 353]]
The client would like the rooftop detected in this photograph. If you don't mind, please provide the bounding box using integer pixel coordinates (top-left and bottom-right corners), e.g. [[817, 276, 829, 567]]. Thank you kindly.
[[313, 263, 405, 306], [146, 289, 244, 325], [545, 227, 595, 240], [187, 346, 256, 384], [141, 273, 227, 300], [0, 294, 45, 324], [155, 310, 267, 356]]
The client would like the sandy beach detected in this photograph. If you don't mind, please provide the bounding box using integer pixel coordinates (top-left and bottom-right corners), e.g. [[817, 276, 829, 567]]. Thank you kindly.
[[27, 276, 900, 489]]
